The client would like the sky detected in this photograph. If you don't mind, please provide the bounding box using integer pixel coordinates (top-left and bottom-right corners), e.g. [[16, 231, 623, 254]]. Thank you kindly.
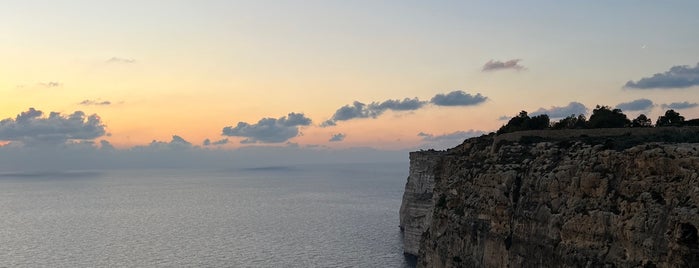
[[1, 1, 699, 169]]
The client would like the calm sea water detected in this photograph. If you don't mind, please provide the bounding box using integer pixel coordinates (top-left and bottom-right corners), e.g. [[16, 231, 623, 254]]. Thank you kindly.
[[0, 163, 415, 267]]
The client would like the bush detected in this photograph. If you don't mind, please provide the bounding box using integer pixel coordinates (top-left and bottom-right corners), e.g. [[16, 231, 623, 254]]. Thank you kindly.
[[656, 109, 684, 127], [497, 111, 550, 134], [588, 105, 630, 128]]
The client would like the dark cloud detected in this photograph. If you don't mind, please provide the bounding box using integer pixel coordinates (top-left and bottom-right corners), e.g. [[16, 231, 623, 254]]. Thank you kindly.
[[662, 101, 699, 110], [107, 57, 136, 64], [430, 91, 487, 106], [0, 108, 106, 146], [322, 98, 427, 126], [482, 59, 525, 72], [329, 133, 346, 142], [203, 138, 229, 146], [615, 99, 654, 112], [79, 99, 112, 106], [531, 102, 588, 118], [222, 113, 312, 143], [625, 63, 699, 89], [39, 81, 62, 88]]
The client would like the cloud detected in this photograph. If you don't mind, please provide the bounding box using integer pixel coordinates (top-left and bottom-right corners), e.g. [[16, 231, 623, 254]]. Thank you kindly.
[[615, 98, 654, 111], [0, 139, 408, 172], [498, 115, 511, 121], [625, 63, 699, 89], [203, 138, 229, 146], [0, 108, 106, 146], [100, 140, 115, 150], [430, 91, 488, 106], [329, 133, 346, 142], [39, 82, 62, 88], [79, 99, 112, 106], [482, 59, 525, 72], [322, 98, 427, 126], [222, 112, 312, 143], [136, 135, 194, 151], [321, 91, 489, 126], [418, 130, 486, 142], [107, 57, 136, 64], [417, 130, 487, 150], [661, 101, 699, 110], [531, 102, 588, 118]]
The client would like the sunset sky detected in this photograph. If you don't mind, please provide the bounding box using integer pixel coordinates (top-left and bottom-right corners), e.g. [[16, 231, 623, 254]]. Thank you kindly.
[[2, 1, 699, 152]]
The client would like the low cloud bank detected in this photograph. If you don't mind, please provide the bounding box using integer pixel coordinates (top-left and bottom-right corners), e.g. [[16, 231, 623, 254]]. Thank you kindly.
[[0, 141, 407, 172]]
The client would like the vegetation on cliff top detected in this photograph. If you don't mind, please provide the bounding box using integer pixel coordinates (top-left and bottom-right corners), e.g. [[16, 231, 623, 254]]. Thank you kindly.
[[497, 106, 698, 135]]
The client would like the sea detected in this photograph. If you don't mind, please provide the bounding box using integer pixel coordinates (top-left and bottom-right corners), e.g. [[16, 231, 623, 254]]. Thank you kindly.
[[0, 162, 416, 267]]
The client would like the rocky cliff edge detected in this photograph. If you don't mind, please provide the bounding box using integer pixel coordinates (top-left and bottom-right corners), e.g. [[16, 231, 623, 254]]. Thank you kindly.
[[399, 127, 699, 267]]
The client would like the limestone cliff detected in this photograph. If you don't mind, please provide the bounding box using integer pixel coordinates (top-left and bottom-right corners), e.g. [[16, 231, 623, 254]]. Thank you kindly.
[[400, 127, 699, 267]]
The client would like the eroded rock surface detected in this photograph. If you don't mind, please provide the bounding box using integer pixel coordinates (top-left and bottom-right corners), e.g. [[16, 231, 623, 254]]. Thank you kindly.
[[400, 128, 699, 267]]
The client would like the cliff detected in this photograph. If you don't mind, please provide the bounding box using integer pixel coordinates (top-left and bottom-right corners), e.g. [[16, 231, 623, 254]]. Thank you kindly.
[[399, 127, 699, 267]]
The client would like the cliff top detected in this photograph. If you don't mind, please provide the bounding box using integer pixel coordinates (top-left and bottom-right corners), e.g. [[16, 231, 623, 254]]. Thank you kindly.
[[421, 126, 699, 155]]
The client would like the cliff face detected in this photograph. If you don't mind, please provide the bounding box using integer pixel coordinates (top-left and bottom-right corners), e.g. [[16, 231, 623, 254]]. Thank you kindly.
[[399, 151, 444, 255], [400, 128, 699, 267]]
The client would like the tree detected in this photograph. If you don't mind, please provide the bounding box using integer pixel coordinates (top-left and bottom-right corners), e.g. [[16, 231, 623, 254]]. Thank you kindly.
[[497, 111, 550, 134], [631, 114, 652, 127], [552, 114, 588, 129], [497, 111, 530, 134], [656, 109, 685, 127], [587, 105, 630, 128], [528, 114, 550, 130]]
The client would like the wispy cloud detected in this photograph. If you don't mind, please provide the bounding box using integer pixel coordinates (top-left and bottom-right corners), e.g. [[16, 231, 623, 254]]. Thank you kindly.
[[615, 98, 654, 111], [329, 133, 346, 142], [625, 63, 699, 89], [79, 99, 112, 106], [222, 113, 312, 144], [38, 81, 62, 88], [106, 57, 136, 64], [661, 101, 699, 110], [531, 102, 588, 118], [482, 59, 525, 72], [322, 98, 427, 126], [322, 91, 487, 126]]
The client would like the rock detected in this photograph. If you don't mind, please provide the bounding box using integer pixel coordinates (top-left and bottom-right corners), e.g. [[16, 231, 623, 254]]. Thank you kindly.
[[400, 127, 699, 267], [399, 150, 445, 256]]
